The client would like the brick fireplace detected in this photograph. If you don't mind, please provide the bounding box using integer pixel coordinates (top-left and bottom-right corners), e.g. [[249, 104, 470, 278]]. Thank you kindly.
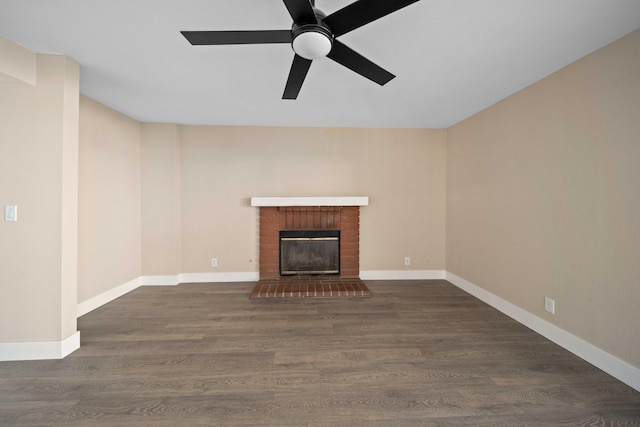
[[258, 205, 360, 278], [251, 197, 368, 280]]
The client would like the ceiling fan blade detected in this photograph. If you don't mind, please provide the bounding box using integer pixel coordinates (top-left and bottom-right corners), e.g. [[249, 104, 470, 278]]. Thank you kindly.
[[283, 55, 313, 99], [181, 30, 291, 45], [324, 0, 420, 37], [327, 40, 395, 85], [282, 0, 317, 24]]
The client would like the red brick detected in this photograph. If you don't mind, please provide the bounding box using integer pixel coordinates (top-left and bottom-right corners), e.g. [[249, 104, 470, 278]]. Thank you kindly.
[[259, 269, 277, 277], [341, 239, 359, 248], [341, 271, 359, 278], [341, 229, 359, 238], [260, 207, 278, 215], [260, 241, 278, 251], [259, 232, 278, 240], [260, 250, 278, 259], [341, 248, 359, 258], [260, 261, 278, 269], [340, 222, 359, 231], [342, 259, 359, 267], [326, 217, 338, 229], [260, 215, 280, 226], [259, 252, 278, 261], [260, 223, 278, 231]]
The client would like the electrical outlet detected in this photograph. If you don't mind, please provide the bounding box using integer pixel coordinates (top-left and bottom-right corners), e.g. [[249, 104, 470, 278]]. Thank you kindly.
[[545, 297, 555, 314], [404, 257, 411, 266], [5, 205, 17, 222], [211, 258, 218, 267]]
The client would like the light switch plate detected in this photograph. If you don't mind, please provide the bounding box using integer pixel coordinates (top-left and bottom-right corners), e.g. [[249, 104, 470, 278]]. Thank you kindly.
[[5, 205, 17, 222]]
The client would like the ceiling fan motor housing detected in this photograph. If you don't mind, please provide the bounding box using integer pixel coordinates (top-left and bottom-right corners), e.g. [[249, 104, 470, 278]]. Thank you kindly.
[[291, 8, 334, 59]]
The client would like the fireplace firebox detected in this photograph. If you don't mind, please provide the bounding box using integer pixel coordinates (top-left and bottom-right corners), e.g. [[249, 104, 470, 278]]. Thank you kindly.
[[280, 230, 340, 276]]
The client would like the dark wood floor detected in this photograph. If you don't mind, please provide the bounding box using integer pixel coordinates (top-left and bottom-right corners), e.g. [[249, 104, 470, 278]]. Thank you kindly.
[[1, 280, 639, 426]]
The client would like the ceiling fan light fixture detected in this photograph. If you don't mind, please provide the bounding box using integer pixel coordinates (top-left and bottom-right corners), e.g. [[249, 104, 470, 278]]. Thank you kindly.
[[291, 24, 333, 60]]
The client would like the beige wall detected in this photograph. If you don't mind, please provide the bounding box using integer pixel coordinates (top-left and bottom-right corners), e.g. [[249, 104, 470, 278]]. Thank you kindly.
[[0, 35, 36, 86], [141, 123, 181, 276], [178, 126, 447, 274], [60, 55, 80, 339], [447, 29, 640, 366], [78, 96, 141, 303], [0, 53, 79, 342], [80, 112, 447, 291]]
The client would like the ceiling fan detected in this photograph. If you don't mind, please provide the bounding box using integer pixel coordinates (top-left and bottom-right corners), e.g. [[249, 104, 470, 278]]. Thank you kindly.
[[181, 0, 421, 99]]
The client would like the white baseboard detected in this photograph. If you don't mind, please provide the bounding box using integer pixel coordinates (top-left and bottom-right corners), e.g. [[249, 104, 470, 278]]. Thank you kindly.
[[179, 272, 260, 283], [77, 272, 260, 318], [445, 271, 640, 392], [140, 275, 180, 286], [0, 331, 80, 361], [360, 270, 446, 280], [77, 277, 141, 317], [79, 270, 439, 318]]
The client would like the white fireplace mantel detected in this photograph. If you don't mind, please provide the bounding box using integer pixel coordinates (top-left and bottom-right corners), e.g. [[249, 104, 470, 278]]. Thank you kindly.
[[250, 196, 368, 207]]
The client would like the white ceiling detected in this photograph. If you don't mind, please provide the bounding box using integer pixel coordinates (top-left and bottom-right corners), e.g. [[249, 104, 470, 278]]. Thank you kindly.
[[1, 0, 639, 128]]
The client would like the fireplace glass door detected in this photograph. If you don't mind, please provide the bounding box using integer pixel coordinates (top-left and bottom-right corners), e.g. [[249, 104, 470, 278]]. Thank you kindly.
[[280, 230, 340, 276]]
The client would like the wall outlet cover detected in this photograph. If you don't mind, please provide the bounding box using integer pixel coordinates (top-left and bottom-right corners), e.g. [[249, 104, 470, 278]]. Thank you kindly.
[[5, 205, 17, 221], [545, 297, 555, 314]]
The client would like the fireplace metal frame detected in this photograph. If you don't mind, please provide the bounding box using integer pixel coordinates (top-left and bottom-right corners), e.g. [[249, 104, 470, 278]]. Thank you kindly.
[[279, 229, 340, 276]]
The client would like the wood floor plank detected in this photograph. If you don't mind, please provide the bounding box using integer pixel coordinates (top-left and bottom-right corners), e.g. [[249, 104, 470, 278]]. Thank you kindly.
[[0, 280, 638, 426], [0, 400, 78, 426], [133, 370, 321, 397]]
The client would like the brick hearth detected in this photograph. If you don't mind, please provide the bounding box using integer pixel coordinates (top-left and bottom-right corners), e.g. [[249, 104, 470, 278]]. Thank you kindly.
[[250, 276, 371, 299]]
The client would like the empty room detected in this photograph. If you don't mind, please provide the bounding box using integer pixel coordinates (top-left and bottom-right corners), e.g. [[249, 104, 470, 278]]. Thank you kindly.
[[1, 0, 639, 425]]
